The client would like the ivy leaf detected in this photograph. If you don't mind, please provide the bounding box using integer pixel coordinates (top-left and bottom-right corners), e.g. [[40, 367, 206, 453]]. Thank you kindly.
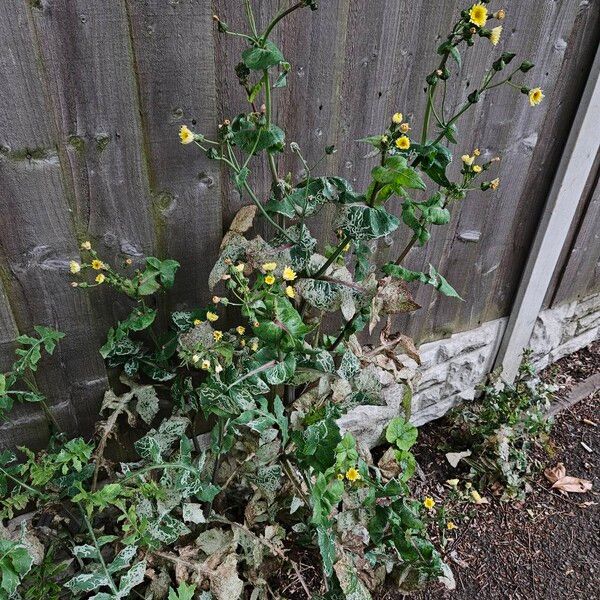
[[169, 582, 197, 600], [242, 40, 284, 70]]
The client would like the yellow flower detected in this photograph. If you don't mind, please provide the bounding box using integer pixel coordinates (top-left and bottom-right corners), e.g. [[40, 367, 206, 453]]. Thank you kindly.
[[234, 263, 245, 273], [262, 262, 277, 272], [81, 241, 92, 251], [399, 122, 411, 133], [251, 341, 259, 352], [423, 496, 436, 510], [69, 261, 81, 274], [95, 273, 105, 284], [490, 178, 500, 190], [494, 9, 506, 20], [282, 266, 297, 281], [343, 243, 351, 252], [529, 87, 544, 107], [179, 125, 194, 145], [489, 25, 502, 46], [193, 319, 202, 326], [337, 473, 344, 481], [395, 135, 410, 150], [345, 467, 361, 482], [213, 330, 223, 342], [285, 286, 295, 299], [191, 354, 200, 363], [201, 359, 211, 370], [240, 339, 246, 347], [381, 135, 389, 144], [447, 521, 458, 531], [461, 154, 475, 166], [473, 148, 481, 156], [206, 311, 219, 322], [236, 326, 246, 335], [91, 259, 105, 270], [392, 112, 403, 124], [469, 3, 488, 27], [264, 275, 276, 285], [472, 165, 483, 173]]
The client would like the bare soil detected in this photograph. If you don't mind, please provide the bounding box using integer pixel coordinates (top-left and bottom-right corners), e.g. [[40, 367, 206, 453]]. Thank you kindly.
[[387, 341, 600, 600]]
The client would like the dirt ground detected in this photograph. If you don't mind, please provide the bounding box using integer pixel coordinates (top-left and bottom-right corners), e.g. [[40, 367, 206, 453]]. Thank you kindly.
[[384, 342, 599, 600]]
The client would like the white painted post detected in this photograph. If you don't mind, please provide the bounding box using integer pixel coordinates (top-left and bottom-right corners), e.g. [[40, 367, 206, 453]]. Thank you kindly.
[[494, 45, 600, 382]]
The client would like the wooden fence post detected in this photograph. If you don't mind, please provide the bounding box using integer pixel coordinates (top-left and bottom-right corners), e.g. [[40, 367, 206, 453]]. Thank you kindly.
[[494, 45, 600, 382]]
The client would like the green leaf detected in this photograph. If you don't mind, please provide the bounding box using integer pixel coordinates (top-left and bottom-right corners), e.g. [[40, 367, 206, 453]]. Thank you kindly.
[[371, 155, 426, 198], [242, 40, 284, 70], [335, 204, 400, 241], [231, 116, 285, 155], [382, 263, 463, 300], [169, 582, 197, 600], [449, 46, 461, 68], [234, 166, 250, 191], [385, 417, 418, 451], [317, 526, 336, 577]]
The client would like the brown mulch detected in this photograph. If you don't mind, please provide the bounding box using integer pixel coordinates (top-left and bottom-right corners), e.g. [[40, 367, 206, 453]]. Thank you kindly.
[[384, 341, 600, 600]]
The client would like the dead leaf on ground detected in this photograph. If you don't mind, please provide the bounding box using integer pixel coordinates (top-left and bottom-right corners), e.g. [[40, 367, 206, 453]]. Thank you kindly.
[[544, 462, 593, 494], [445, 450, 471, 468]]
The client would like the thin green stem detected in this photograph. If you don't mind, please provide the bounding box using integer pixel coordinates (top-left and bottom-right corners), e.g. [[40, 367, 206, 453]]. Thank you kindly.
[[311, 234, 351, 279], [243, 0, 259, 38], [0, 467, 43, 497], [262, 2, 304, 40], [421, 83, 436, 144], [81, 510, 119, 595]]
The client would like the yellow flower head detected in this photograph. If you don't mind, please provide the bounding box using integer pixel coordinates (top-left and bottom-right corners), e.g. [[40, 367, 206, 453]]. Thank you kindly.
[[236, 326, 246, 335], [264, 275, 276, 285], [69, 261, 81, 274], [95, 273, 105, 284], [461, 154, 475, 166], [206, 311, 219, 322], [193, 319, 202, 326], [251, 341, 259, 352], [423, 496, 436, 510], [81, 241, 92, 251], [282, 266, 297, 281], [201, 359, 211, 370], [392, 112, 403, 124], [473, 148, 481, 157], [191, 354, 200, 363], [179, 125, 195, 145], [234, 263, 245, 273], [529, 87, 544, 107], [285, 285, 295, 299], [472, 165, 483, 174], [490, 178, 500, 190], [91, 259, 105, 270], [345, 467, 361, 482], [469, 3, 488, 27], [240, 338, 246, 347], [395, 135, 411, 151], [489, 25, 502, 46], [447, 521, 458, 531], [213, 330, 223, 342], [400, 122, 411, 133], [262, 262, 277, 272]]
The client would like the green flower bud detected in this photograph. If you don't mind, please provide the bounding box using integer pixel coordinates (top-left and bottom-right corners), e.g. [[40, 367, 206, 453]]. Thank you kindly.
[[426, 72, 438, 85], [468, 90, 480, 104], [519, 61, 535, 73]]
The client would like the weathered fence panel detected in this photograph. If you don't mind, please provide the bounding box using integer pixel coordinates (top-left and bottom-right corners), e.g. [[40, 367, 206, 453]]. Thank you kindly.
[[0, 0, 599, 443]]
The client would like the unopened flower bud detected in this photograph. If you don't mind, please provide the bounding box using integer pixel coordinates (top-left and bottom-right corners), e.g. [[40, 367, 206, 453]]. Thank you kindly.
[[494, 9, 506, 20]]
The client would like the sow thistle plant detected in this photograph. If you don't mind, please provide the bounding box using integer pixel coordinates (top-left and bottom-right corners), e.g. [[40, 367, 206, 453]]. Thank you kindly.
[[0, 1, 544, 598]]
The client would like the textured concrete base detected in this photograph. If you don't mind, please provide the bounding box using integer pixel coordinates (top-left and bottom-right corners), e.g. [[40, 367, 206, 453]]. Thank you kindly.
[[340, 291, 600, 447]]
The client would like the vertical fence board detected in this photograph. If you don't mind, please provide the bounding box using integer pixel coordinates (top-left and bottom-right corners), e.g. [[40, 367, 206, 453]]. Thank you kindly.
[[0, 1, 109, 444], [125, 0, 224, 309]]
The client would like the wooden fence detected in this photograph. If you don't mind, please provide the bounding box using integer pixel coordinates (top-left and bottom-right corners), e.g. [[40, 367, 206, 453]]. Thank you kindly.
[[1, 0, 599, 446]]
